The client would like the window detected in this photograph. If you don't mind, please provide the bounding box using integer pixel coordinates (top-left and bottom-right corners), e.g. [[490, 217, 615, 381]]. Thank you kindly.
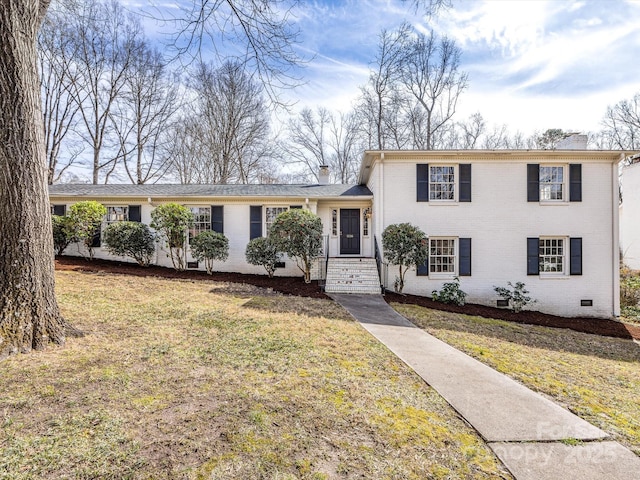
[[106, 206, 128, 225], [429, 238, 456, 274], [417, 164, 470, 202], [331, 209, 338, 236], [528, 164, 581, 202], [539, 238, 565, 273], [51, 204, 66, 216], [429, 166, 455, 201], [539, 166, 564, 201], [265, 206, 288, 236], [363, 208, 370, 237], [417, 237, 471, 277], [527, 237, 581, 276], [189, 207, 211, 243]]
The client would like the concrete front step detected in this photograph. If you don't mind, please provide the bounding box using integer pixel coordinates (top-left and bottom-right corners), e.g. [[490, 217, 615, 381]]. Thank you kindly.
[[325, 258, 381, 294]]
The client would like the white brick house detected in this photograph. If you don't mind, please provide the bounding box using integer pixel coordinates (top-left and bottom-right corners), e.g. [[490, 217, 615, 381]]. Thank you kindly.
[[49, 183, 374, 278], [359, 150, 626, 318], [50, 149, 628, 318]]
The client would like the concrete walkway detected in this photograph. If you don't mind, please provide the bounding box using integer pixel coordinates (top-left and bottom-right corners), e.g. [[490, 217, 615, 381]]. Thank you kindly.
[[330, 294, 640, 480]]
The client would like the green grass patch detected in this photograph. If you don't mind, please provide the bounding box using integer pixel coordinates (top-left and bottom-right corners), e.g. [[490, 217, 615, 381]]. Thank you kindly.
[[0, 272, 510, 479]]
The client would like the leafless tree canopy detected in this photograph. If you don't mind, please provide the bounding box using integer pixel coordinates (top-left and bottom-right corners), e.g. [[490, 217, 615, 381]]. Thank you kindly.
[[165, 0, 305, 104], [280, 107, 362, 183], [110, 43, 179, 184], [355, 24, 468, 151], [38, 5, 82, 184], [601, 93, 640, 150], [167, 61, 274, 184]]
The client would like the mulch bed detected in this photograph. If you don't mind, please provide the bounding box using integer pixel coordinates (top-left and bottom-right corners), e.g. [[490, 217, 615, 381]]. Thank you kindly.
[[55, 256, 640, 341]]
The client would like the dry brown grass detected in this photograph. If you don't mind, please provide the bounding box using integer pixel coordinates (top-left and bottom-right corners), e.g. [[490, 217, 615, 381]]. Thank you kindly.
[[394, 304, 640, 456], [0, 271, 510, 479]]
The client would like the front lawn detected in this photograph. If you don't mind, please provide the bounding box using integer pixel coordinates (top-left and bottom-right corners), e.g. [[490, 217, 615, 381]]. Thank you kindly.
[[0, 271, 509, 479]]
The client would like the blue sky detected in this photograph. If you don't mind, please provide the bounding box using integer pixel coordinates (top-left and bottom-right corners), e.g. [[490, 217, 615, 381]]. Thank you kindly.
[[134, 0, 640, 136], [282, 0, 640, 135]]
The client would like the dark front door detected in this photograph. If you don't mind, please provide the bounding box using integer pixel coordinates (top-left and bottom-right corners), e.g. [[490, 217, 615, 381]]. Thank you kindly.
[[340, 209, 360, 255]]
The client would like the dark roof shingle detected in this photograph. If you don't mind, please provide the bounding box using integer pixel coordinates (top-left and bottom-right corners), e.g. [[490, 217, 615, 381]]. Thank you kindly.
[[49, 183, 372, 198]]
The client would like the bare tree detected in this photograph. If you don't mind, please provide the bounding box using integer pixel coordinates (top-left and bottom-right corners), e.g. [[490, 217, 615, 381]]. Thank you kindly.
[[328, 111, 362, 184], [1, 0, 66, 357], [400, 30, 468, 150], [168, 61, 272, 184], [38, 4, 82, 184], [356, 24, 412, 150], [281, 107, 331, 182], [601, 92, 640, 150], [110, 42, 178, 184], [164, 0, 304, 104], [282, 107, 362, 183], [457, 112, 486, 149], [66, 0, 145, 184]]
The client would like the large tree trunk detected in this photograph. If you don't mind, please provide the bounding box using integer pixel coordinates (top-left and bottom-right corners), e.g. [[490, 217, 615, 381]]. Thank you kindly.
[[0, 0, 65, 359]]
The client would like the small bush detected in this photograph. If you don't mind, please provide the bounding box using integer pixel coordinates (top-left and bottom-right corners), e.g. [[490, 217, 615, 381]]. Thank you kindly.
[[190, 231, 229, 274], [103, 221, 156, 266], [269, 209, 323, 283], [382, 223, 428, 293], [245, 237, 282, 278], [432, 278, 466, 306], [620, 269, 640, 308], [150, 203, 194, 270], [52, 214, 75, 256], [494, 281, 535, 313], [67, 201, 107, 259]]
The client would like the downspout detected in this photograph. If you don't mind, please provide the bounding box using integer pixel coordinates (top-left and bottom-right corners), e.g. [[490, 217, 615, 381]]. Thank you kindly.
[[378, 153, 384, 242], [378, 153, 385, 289], [612, 158, 621, 317]]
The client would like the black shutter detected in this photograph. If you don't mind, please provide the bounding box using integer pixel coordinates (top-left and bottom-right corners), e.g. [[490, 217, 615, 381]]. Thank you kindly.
[[250, 206, 262, 239], [527, 237, 539, 275], [211, 206, 224, 233], [417, 260, 429, 276], [128, 205, 141, 222], [459, 164, 472, 202], [569, 164, 582, 202], [459, 238, 472, 276], [52, 204, 66, 216], [417, 164, 429, 202], [527, 164, 539, 202], [570, 237, 582, 275]]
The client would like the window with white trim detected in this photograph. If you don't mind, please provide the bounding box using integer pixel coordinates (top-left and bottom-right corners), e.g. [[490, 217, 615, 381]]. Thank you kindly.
[[363, 209, 370, 237], [105, 206, 128, 225], [539, 166, 565, 201], [265, 206, 288, 236], [429, 166, 456, 201], [331, 209, 338, 236], [429, 238, 456, 274], [189, 206, 211, 243], [539, 237, 565, 274]]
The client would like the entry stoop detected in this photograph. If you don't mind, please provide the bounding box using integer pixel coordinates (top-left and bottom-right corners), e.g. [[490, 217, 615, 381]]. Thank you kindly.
[[324, 258, 382, 294]]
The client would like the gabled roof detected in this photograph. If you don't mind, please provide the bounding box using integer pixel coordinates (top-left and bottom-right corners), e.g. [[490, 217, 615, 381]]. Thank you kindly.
[[48, 183, 373, 199]]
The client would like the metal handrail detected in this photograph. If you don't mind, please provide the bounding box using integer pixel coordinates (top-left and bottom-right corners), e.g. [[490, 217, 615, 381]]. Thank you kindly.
[[374, 235, 386, 294], [318, 234, 330, 289]]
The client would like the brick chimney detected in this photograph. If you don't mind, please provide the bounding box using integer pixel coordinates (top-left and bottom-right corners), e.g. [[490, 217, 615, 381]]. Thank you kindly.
[[318, 165, 330, 185], [557, 133, 588, 150]]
